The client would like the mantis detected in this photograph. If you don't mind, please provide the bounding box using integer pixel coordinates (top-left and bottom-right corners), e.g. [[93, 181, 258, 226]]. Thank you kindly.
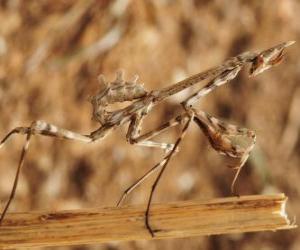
[[0, 41, 295, 236]]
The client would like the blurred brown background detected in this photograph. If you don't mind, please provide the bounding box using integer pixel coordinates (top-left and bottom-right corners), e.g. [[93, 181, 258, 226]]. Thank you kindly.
[[0, 1, 299, 249]]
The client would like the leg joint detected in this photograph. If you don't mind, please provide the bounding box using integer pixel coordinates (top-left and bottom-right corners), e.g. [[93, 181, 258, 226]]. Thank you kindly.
[[127, 136, 137, 145]]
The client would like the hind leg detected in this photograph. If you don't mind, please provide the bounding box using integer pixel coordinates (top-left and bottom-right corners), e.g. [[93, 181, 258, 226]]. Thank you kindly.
[[0, 120, 110, 224]]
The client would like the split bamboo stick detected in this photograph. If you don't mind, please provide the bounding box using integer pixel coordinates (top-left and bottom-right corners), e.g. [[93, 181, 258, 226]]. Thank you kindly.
[[0, 194, 296, 249]]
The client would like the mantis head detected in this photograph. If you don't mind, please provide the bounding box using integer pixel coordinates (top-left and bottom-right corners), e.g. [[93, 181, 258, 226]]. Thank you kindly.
[[249, 40, 295, 77]]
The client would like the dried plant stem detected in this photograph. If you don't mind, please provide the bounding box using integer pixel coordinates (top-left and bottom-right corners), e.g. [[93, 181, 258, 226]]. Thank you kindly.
[[0, 194, 295, 249]]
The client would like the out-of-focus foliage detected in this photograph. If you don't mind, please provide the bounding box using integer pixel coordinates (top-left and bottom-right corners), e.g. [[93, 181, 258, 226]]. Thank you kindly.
[[0, 1, 299, 249]]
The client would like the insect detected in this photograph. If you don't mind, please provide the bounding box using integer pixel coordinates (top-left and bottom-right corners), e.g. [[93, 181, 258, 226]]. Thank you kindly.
[[0, 41, 295, 236]]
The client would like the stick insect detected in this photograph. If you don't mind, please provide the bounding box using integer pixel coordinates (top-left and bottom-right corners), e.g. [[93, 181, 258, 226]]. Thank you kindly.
[[0, 41, 295, 236]]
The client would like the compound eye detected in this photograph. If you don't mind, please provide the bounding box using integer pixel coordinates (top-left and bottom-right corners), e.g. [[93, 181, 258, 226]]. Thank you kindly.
[[249, 55, 264, 77]]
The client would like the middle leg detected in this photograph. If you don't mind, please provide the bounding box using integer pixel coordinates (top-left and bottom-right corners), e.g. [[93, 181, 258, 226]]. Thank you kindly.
[[145, 112, 194, 236], [117, 113, 190, 206]]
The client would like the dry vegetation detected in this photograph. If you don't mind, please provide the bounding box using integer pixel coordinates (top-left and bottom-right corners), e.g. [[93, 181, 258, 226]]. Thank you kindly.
[[0, 1, 299, 249]]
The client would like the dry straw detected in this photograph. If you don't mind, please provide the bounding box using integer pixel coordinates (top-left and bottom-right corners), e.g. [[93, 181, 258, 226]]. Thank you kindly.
[[0, 194, 296, 249]]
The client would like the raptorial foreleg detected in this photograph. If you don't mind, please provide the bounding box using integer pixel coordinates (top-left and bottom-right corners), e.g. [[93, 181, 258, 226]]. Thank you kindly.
[[179, 68, 257, 194], [192, 109, 256, 195]]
